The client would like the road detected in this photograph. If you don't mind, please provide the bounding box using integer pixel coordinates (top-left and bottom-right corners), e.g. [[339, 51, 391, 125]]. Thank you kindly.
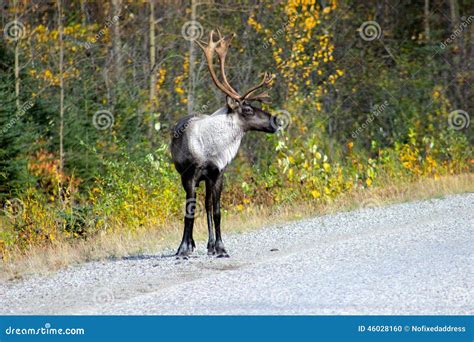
[[1, 193, 473, 315]]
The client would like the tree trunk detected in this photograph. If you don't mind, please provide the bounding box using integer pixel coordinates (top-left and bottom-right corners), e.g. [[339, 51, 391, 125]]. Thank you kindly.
[[424, 0, 430, 41], [148, 0, 156, 142], [57, 0, 65, 186], [13, 0, 20, 113], [80, 0, 87, 27], [448, 0, 462, 108], [111, 0, 123, 81], [448, 0, 459, 27], [187, 0, 197, 115]]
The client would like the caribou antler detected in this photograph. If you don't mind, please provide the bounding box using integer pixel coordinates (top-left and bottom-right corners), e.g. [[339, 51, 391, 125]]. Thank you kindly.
[[196, 29, 274, 103], [214, 29, 240, 97], [195, 30, 240, 100], [241, 72, 274, 102]]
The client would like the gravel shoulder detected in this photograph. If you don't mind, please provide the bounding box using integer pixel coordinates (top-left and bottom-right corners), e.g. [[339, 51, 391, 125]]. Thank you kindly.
[[1, 193, 473, 315]]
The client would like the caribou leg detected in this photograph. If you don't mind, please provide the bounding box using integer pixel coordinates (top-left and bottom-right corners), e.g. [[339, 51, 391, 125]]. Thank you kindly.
[[212, 173, 229, 258], [176, 175, 197, 257], [205, 178, 216, 255]]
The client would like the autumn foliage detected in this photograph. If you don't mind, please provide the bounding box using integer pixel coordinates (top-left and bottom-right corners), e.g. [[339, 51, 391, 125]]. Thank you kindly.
[[0, 0, 472, 260]]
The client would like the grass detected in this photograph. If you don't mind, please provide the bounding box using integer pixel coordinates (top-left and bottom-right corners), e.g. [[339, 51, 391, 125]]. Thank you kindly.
[[1, 173, 472, 281]]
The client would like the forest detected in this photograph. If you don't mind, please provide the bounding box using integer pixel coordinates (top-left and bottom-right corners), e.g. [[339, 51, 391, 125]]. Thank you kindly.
[[0, 0, 472, 268]]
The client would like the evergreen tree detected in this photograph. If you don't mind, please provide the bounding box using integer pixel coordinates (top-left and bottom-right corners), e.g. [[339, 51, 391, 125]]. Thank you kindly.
[[0, 44, 32, 200]]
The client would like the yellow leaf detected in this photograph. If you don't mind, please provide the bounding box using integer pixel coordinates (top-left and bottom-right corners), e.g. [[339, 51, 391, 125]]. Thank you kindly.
[[288, 168, 294, 179]]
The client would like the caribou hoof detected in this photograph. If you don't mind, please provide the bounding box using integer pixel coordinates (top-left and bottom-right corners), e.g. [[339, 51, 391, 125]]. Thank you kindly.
[[176, 239, 195, 257], [215, 243, 229, 258], [216, 240, 229, 258], [207, 241, 216, 256]]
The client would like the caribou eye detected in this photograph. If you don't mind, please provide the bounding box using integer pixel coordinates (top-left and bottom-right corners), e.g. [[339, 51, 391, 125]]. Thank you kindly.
[[242, 107, 254, 116]]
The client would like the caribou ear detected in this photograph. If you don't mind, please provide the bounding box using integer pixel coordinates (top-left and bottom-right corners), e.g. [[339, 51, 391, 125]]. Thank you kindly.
[[226, 96, 240, 111]]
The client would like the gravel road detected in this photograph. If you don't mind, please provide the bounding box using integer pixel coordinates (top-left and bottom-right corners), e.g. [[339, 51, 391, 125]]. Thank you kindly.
[[1, 193, 473, 315]]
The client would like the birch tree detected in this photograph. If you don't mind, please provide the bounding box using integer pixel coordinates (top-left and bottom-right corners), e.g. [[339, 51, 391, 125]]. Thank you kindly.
[[148, 0, 156, 142], [57, 0, 65, 185]]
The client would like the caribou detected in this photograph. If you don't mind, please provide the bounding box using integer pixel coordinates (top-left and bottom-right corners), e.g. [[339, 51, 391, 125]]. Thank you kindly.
[[171, 30, 281, 257]]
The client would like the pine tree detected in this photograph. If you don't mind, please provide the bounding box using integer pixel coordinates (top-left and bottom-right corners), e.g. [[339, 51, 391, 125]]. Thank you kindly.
[[0, 44, 32, 200]]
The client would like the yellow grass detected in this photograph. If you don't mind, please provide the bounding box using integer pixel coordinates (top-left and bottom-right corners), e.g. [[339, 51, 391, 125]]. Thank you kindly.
[[1, 173, 472, 281]]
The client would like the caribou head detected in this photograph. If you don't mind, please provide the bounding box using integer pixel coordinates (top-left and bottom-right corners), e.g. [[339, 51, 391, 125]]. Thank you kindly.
[[171, 29, 281, 257]]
